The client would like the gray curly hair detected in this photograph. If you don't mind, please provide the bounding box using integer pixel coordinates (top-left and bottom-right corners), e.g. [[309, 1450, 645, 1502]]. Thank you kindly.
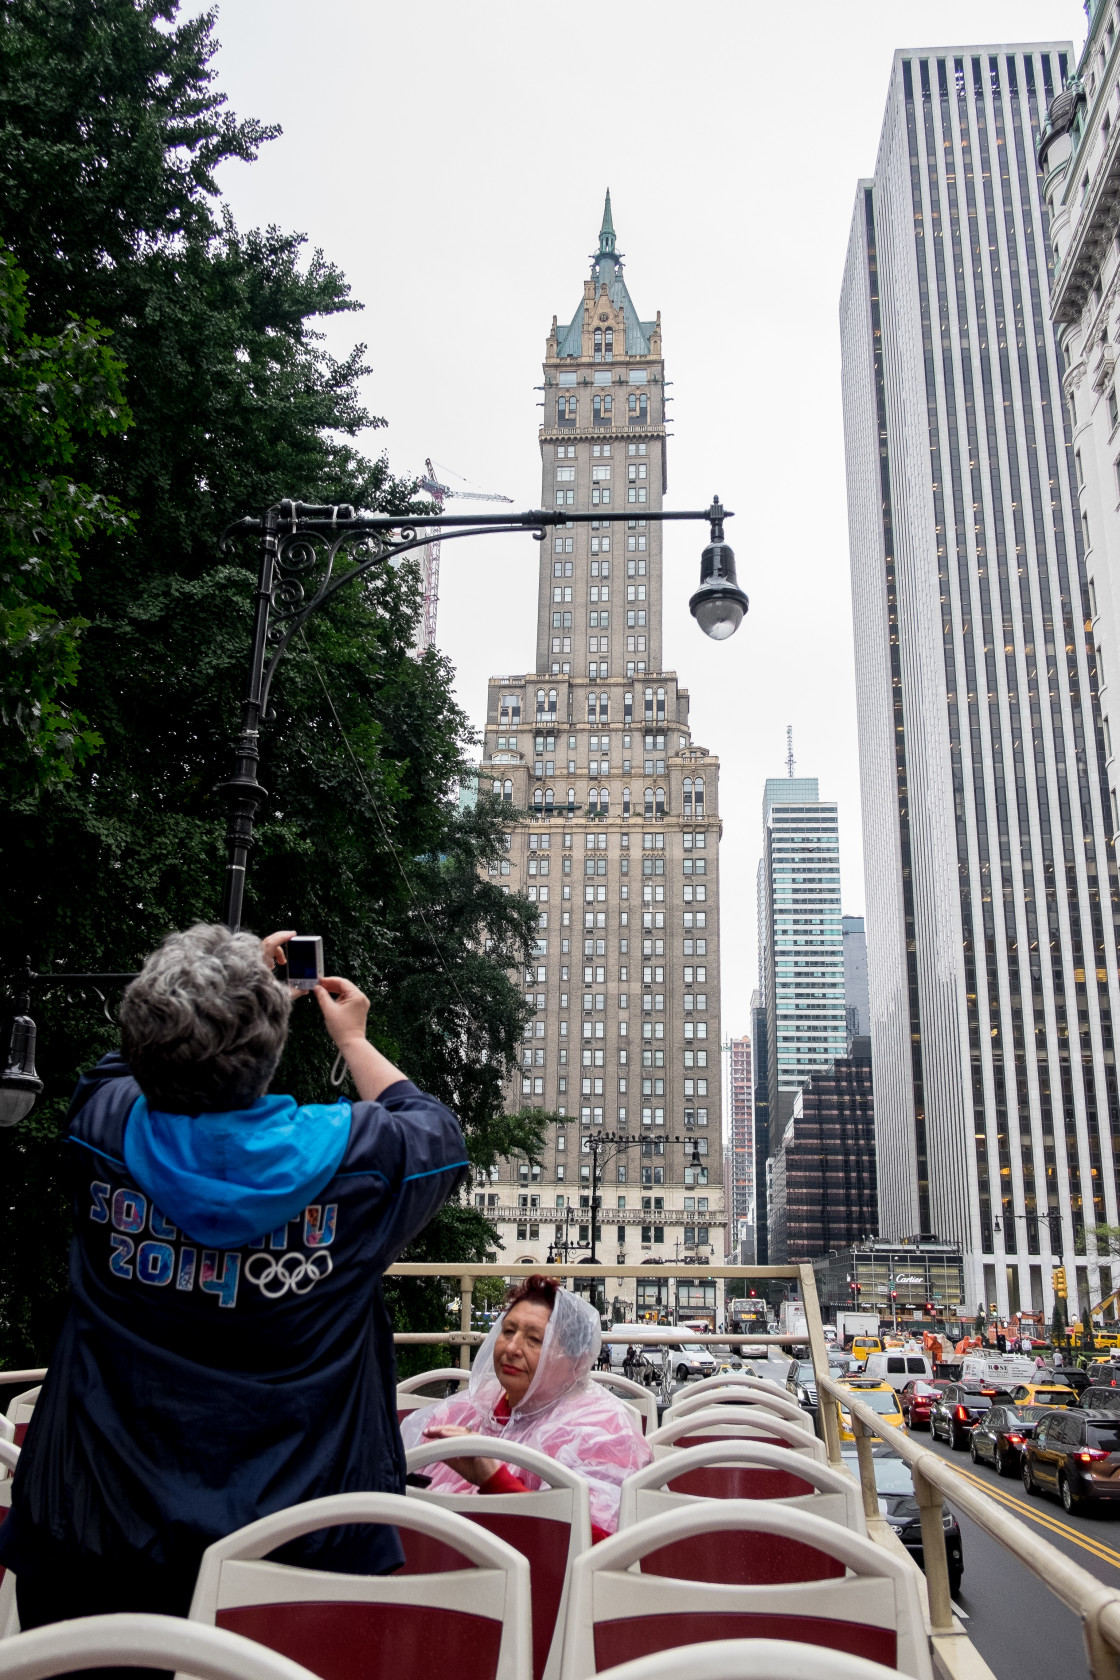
[[119, 923, 292, 1113]]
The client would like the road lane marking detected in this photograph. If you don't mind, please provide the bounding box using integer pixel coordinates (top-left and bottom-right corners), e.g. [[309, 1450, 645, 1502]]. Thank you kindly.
[[949, 1462, 1120, 1569]]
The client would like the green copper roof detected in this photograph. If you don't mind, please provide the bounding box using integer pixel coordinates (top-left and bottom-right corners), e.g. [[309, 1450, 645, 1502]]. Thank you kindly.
[[599, 189, 616, 254], [555, 193, 657, 359]]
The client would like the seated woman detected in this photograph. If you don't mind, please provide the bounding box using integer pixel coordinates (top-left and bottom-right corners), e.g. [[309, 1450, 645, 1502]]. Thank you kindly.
[[400, 1275, 652, 1537]]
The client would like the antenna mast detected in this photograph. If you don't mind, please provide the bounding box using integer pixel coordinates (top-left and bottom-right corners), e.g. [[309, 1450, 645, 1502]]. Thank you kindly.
[[785, 725, 795, 779]]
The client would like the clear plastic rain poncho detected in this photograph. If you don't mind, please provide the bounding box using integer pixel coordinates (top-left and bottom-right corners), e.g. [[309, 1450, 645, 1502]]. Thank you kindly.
[[398, 1287, 651, 1533]]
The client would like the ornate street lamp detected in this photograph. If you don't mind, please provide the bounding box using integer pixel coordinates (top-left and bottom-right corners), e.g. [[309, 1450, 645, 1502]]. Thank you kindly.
[[689, 498, 748, 641], [2, 495, 739, 1120]]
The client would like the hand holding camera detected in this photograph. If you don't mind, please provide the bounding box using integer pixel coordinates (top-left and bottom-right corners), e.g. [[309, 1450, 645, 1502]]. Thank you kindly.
[[262, 931, 401, 1102]]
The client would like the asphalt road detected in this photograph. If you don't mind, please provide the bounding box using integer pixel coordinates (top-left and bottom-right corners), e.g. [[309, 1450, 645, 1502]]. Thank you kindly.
[[918, 1428, 1120, 1678]]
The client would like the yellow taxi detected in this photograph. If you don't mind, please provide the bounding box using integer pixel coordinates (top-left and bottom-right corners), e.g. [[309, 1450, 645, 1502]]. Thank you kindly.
[[1005, 1381, 1079, 1408], [836, 1378, 905, 1441], [850, 1336, 883, 1366]]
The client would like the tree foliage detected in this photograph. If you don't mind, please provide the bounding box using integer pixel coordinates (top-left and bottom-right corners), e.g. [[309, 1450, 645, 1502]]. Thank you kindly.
[[0, 251, 131, 790], [0, 0, 540, 1365]]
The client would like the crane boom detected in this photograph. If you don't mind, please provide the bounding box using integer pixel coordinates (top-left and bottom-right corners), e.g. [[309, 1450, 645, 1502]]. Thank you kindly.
[[414, 459, 513, 650]]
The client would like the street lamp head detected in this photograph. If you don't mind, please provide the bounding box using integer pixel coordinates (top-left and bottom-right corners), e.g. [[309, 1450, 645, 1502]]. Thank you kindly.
[[0, 1007, 43, 1127], [690, 496, 748, 641]]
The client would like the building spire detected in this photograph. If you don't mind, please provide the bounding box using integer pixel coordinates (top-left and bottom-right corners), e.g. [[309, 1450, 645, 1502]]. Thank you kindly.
[[786, 724, 795, 779], [599, 189, 616, 256]]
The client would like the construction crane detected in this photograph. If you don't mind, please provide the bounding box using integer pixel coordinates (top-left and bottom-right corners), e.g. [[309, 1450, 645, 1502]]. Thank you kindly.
[[415, 459, 514, 650]]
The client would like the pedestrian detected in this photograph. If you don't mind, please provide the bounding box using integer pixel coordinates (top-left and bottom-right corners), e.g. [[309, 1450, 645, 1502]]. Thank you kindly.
[[0, 923, 467, 1647]]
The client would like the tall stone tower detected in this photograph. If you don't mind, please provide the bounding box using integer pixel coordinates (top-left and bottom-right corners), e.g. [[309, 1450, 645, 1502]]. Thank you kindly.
[[475, 195, 725, 1324]]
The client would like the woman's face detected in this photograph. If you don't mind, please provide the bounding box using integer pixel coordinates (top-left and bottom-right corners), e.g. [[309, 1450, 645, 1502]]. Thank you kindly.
[[494, 1298, 552, 1407]]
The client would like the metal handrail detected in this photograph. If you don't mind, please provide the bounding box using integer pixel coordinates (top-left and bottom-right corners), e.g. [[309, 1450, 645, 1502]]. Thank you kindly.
[[816, 1370, 1120, 1676]]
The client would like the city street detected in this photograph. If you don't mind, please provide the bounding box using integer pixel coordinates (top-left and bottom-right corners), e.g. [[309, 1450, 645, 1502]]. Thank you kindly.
[[910, 1432, 1120, 1677]]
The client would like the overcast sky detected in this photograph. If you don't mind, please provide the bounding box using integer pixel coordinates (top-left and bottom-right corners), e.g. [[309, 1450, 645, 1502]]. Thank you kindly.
[[201, 0, 1087, 1041]]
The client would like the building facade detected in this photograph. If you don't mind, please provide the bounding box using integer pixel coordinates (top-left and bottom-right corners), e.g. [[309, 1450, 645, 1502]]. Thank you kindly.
[[476, 197, 726, 1320], [727, 1035, 753, 1256], [767, 1039, 878, 1264], [751, 989, 770, 1264], [757, 777, 848, 1138], [812, 1240, 966, 1328], [841, 44, 1120, 1321], [842, 915, 871, 1044], [1040, 4, 1120, 853]]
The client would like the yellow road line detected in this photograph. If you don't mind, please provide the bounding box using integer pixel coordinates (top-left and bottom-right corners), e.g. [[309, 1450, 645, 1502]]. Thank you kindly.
[[950, 1461, 1120, 1569]]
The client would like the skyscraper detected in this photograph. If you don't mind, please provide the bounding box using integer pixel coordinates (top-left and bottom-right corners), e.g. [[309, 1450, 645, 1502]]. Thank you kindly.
[[757, 777, 848, 1140], [750, 988, 770, 1265], [841, 45, 1120, 1320], [475, 196, 725, 1320], [767, 1039, 878, 1263], [1040, 14, 1120, 853], [842, 915, 871, 1045], [727, 1035, 753, 1256]]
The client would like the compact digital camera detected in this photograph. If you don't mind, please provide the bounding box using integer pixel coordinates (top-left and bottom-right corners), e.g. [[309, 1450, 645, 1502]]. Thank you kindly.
[[284, 935, 324, 991]]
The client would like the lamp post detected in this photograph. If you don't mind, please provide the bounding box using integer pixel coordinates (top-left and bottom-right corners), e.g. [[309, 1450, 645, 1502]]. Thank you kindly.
[[218, 496, 741, 933], [2, 495, 739, 1120]]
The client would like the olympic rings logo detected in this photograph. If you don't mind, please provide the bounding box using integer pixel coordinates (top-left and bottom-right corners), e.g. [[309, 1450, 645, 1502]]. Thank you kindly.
[[244, 1249, 334, 1299]]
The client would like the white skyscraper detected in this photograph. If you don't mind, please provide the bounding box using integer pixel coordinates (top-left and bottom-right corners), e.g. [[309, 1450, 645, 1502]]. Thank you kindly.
[[757, 778, 847, 1140], [841, 45, 1120, 1321]]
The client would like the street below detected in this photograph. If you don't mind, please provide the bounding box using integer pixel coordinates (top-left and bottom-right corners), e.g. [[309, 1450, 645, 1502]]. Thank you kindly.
[[918, 1430, 1120, 1678]]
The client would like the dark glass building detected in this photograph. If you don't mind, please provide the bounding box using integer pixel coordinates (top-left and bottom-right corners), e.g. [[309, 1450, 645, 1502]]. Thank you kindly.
[[768, 1038, 878, 1263]]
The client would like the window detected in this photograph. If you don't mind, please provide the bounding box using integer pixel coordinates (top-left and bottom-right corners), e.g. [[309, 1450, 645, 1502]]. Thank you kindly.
[[1110, 386, 1119, 430], [557, 395, 577, 423], [593, 393, 613, 424]]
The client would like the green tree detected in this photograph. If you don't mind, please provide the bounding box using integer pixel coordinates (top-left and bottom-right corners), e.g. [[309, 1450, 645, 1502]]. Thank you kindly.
[[0, 250, 131, 791], [0, 0, 541, 1364], [1050, 1299, 1067, 1349]]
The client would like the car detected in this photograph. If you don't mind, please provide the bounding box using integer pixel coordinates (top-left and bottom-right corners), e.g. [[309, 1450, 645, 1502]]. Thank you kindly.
[[968, 1404, 1048, 1476], [1022, 1409, 1120, 1512], [1048, 1365, 1092, 1396], [850, 1336, 883, 1365], [786, 1353, 862, 1418], [863, 1351, 936, 1389], [929, 1382, 996, 1449], [835, 1379, 905, 1441], [1005, 1381, 1079, 1408], [839, 1443, 963, 1595], [1084, 1361, 1120, 1389], [899, 1379, 949, 1430], [1079, 1386, 1120, 1413]]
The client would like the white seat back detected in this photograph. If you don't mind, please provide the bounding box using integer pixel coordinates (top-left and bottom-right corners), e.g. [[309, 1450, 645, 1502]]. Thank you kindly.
[[618, 1441, 864, 1535], [679, 1374, 792, 1406], [190, 1491, 531, 1680], [406, 1436, 590, 1680], [0, 1612, 320, 1680], [396, 1368, 471, 1417], [648, 1408, 825, 1462], [588, 1372, 659, 1435], [594, 1638, 908, 1680], [4, 1389, 38, 1445], [662, 1388, 810, 1431], [558, 1501, 930, 1680]]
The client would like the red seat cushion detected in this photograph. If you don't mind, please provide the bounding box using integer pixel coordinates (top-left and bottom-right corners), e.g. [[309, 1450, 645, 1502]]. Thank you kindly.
[[219, 1601, 504, 1680], [675, 1433, 789, 1450], [400, 1507, 569, 1680], [639, 1531, 845, 1585], [593, 1613, 896, 1671], [665, 1466, 814, 1500]]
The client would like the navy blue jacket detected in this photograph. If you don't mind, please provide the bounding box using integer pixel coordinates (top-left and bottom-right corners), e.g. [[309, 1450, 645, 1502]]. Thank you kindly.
[[0, 1054, 467, 1579]]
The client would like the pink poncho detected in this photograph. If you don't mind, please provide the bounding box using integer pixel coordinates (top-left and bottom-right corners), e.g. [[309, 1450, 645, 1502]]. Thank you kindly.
[[399, 1288, 652, 1533]]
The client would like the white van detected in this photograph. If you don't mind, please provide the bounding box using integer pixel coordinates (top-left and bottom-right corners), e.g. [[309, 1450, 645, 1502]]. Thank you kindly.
[[959, 1353, 1036, 1388], [607, 1324, 719, 1380], [863, 1350, 934, 1390]]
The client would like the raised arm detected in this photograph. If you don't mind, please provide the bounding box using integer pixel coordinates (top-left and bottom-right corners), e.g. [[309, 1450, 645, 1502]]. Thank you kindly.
[[313, 976, 407, 1102]]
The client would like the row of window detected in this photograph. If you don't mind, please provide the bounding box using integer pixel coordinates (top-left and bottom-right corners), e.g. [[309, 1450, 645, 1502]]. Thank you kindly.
[[529, 686, 667, 721]]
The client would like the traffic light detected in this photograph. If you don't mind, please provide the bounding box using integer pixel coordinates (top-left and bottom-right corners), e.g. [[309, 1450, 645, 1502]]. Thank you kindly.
[[890, 1290, 898, 1301], [924, 1301, 935, 1315], [1053, 1267, 1068, 1298], [749, 1288, 757, 1298]]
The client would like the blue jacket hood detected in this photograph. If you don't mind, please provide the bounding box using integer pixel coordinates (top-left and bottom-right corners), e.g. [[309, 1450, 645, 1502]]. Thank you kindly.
[[123, 1091, 353, 1249]]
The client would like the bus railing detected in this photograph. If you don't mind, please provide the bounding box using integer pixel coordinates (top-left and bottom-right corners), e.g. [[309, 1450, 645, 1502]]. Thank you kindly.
[[815, 1370, 1120, 1679]]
